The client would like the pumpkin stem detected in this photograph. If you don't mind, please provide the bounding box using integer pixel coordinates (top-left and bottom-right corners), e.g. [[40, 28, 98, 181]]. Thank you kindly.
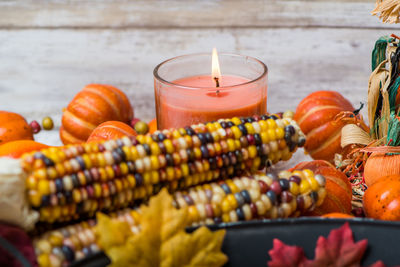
[[334, 110, 370, 133], [353, 102, 364, 115]]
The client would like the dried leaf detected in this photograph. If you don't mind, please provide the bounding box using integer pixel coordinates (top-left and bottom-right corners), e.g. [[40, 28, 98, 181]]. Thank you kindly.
[[106, 242, 139, 267], [95, 213, 133, 251], [94, 213, 136, 267], [267, 239, 309, 267], [368, 36, 399, 140], [369, 261, 387, 267], [267, 223, 382, 267], [312, 222, 368, 266], [96, 189, 228, 267], [368, 59, 388, 138], [162, 226, 227, 267], [379, 70, 391, 139], [141, 187, 188, 242]]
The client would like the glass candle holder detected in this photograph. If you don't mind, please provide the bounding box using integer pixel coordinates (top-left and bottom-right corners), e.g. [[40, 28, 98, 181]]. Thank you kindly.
[[154, 53, 268, 130]]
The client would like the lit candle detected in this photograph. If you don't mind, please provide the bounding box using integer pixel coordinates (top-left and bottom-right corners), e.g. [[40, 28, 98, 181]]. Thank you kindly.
[[154, 50, 268, 129], [212, 47, 221, 87]]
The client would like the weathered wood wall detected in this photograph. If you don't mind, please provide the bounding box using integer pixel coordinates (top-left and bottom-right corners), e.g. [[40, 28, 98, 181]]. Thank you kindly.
[[0, 0, 399, 146]]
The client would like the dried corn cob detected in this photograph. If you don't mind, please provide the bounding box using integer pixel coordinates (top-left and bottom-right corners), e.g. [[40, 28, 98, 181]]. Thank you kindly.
[[20, 114, 305, 223], [34, 209, 139, 267], [33, 170, 324, 266], [173, 169, 326, 224]]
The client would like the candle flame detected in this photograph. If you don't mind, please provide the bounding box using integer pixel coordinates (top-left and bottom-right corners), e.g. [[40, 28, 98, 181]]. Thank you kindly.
[[212, 48, 221, 87]]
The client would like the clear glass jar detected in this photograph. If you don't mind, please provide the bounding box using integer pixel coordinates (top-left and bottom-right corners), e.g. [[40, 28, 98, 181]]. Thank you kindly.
[[154, 53, 268, 130]]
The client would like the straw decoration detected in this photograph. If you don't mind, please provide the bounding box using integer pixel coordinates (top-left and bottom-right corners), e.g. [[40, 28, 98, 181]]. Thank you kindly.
[[372, 0, 400, 24]]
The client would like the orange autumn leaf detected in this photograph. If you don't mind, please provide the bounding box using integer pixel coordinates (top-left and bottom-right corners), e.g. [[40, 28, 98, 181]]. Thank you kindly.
[[95, 189, 228, 267]]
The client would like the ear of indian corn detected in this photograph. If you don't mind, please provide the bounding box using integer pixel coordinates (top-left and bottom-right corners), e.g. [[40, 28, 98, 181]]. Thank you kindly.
[[33, 169, 325, 266], [22, 114, 306, 223], [174, 169, 326, 225]]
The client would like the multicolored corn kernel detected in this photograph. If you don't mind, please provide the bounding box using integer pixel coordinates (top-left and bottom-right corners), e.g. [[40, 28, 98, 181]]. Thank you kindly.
[[21, 114, 305, 223]]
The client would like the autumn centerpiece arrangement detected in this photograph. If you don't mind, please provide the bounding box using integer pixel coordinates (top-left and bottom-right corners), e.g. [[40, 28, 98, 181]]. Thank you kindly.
[[0, 78, 392, 266]]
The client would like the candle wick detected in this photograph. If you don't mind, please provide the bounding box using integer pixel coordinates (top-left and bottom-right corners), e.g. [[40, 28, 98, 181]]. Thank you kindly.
[[214, 77, 220, 88]]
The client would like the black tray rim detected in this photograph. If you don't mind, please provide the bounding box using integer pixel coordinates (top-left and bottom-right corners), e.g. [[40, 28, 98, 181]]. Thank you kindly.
[[199, 216, 400, 230]]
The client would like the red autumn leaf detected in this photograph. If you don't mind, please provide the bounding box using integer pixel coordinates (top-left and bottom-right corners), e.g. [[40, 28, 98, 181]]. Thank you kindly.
[[267, 239, 310, 267], [368, 261, 386, 267], [311, 222, 368, 267], [267, 223, 385, 267]]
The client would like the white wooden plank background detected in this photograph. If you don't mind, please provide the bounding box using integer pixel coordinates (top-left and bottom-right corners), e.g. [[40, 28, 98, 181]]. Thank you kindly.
[[0, 0, 398, 29], [0, 0, 399, 148]]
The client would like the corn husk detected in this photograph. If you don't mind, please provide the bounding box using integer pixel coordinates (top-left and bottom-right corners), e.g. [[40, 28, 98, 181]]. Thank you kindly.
[[380, 76, 391, 139], [368, 59, 388, 138], [0, 158, 39, 230], [341, 124, 372, 148], [342, 36, 400, 149], [367, 37, 399, 140], [372, 0, 400, 24]]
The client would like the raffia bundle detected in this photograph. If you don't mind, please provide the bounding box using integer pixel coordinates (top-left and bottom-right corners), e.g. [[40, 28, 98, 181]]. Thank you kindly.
[[372, 0, 400, 24], [337, 35, 400, 205]]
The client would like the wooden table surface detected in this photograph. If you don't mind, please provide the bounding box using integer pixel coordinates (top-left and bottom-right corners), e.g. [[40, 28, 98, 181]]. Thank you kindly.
[[1, 0, 399, 156]]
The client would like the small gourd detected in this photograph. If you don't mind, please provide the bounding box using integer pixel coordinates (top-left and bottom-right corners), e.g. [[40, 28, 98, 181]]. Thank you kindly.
[[60, 84, 133, 144], [0, 111, 34, 145], [87, 121, 137, 142], [294, 91, 354, 162], [291, 160, 352, 215]]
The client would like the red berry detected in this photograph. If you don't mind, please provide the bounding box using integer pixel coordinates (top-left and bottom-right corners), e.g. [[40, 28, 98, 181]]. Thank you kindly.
[[352, 207, 365, 217], [30, 120, 41, 134], [130, 118, 141, 128]]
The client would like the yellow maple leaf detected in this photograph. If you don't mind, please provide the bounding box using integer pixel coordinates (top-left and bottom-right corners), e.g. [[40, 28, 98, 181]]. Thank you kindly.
[[95, 213, 133, 251], [94, 213, 137, 267], [95, 188, 228, 267], [161, 226, 227, 267]]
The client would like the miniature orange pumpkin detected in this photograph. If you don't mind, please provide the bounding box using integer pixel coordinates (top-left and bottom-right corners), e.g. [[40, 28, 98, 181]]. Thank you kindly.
[[294, 91, 354, 162], [87, 121, 137, 142], [0, 140, 49, 158], [291, 160, 352, 215], [363, 175, 400, 220], [60, 84, 133, 144], [0, 111, 34, 145], [364, 152, 400, 187], [148, 118, 157, 134]]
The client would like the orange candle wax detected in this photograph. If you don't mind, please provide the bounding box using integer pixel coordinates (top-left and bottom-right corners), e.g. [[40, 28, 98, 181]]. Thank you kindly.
[[157, 75, 267, 129]]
